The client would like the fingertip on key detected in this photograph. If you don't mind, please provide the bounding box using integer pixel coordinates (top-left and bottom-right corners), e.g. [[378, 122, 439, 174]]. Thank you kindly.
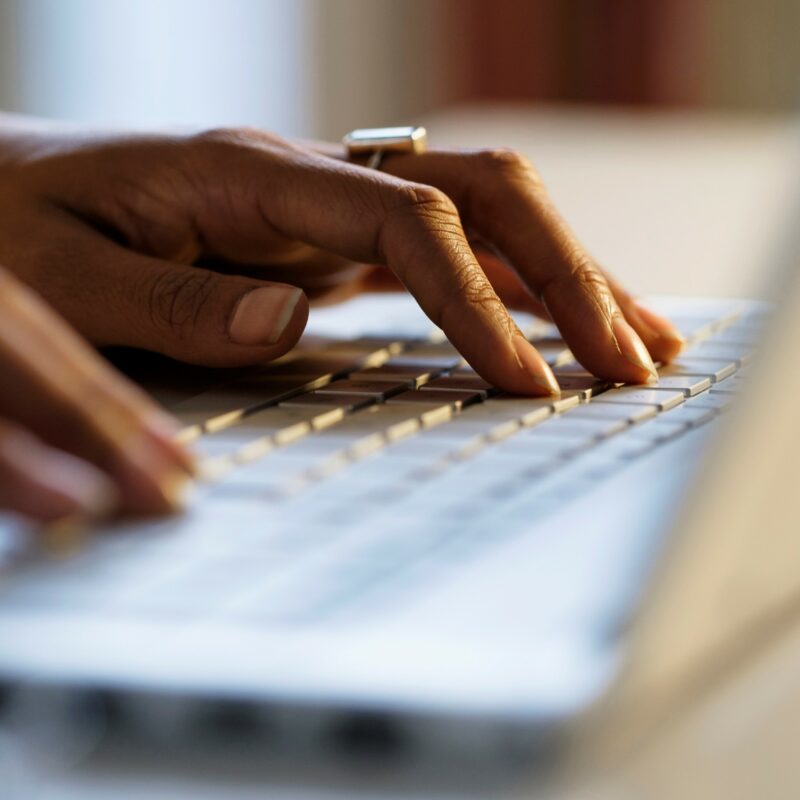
[[511, 335, 562, 396], [611, 316, 658, 382], [125, 433, 193, 514], [633, 300, 686, 361]]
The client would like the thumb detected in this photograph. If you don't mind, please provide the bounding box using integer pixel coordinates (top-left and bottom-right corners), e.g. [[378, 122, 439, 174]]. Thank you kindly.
[[79, 245, 309, 367]]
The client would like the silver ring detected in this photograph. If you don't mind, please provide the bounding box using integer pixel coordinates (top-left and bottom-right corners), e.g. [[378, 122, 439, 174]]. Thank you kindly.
[[343, 126, 427, 170]]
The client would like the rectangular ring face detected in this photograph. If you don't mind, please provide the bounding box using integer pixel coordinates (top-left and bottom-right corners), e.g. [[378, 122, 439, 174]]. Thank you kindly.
[[343, 126, 427, 154]]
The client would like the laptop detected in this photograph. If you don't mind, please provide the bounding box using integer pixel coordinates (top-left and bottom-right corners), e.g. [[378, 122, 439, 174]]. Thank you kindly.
[[0, 201, 797, 791]]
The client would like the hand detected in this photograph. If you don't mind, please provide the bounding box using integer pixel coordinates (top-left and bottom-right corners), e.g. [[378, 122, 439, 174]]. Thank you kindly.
[[0, 267, 192, 523], [0, 121, 684, 395]]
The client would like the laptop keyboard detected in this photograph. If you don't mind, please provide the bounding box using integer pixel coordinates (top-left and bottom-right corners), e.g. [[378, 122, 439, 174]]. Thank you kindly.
[[0, 304, 766, 625]]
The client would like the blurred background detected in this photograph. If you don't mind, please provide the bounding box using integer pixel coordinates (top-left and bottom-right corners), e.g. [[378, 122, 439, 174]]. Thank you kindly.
[[0, 0, 798, 300], [0, 0, 798, 139]]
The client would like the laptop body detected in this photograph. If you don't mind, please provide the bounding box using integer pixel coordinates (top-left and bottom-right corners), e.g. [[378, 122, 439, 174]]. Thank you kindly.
[[0, 211, 796, 785]]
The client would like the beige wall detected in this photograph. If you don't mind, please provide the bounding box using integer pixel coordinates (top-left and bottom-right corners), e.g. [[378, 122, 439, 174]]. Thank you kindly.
[[309, 0, 446, 140], [709, 0, 800, 110], [0, 0, 796, 135], [308, 0, 800, 140]]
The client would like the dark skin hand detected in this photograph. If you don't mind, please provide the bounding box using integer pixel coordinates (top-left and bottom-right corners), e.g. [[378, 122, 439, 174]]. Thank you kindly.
[[0, 267, 192, 521], [0, 116, 684, 519], [0, 119, 683, 385]]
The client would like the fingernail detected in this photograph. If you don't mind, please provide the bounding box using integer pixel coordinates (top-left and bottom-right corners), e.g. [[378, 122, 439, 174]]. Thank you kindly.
[[78, 477, 119, 518], [145, 411, 197, 475], [61, 471, 118, 519], [228, 286, 302, 346], [611, 316, 658, 379], [128, 436, 191, 512], [158, 469, 192, 511], [42, 474, 118, 551], [512, 336, 561, 396], [633, 300, 685, 347]]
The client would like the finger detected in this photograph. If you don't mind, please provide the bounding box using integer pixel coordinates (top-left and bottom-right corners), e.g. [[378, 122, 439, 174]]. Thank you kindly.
[[0, 268, 193, 514], [478, 248, 683, 360], [343, 252, 553, 318], [0, 420, 117, 523], [599, 271, 685, 363], [184, 134, 559, 394], [379, 149, 660, 384], [472, 245, 551, 318], [28, 219, 309, 369], [200, 248, 364, 294], [18, 218, 308, 367]]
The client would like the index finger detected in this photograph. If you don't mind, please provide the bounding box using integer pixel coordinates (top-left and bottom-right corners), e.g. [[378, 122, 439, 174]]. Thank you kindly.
[[191, 134, 560, 395], [378, 148, 663, 384]]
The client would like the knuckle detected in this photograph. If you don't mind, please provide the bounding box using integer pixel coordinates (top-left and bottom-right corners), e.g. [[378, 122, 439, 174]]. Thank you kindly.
[[477, 147, 540, 183], [193, 126, 250, 149], [392, 184, 458, 219], [571, 254, 610, 295], [192, 126, 285, 155], [144, 269, 218, 340], [378, 183, 462, 265]]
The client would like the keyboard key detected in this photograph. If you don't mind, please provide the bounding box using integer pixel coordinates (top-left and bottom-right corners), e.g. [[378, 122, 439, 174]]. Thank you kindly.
[[552, 360, 589, 376], [593, 387, 685, 411], [556, 375, 611, 401], [627, 419, 687, 443], [712, 327, 761, 347], [387, 389, 482, 411], [257, 355, 356, 379], [415, 415, 523, 441], [316, 337, 403, 363], [385, 351, 464, 369], [651, 404, 717, 428], [198, 405, 320, 441], [662, 359, 737, 383], [455, 448, 559, 479], [518, 424, 600, 453], [651, 375, 712, 396], [487, 393, 581, 415], [666, 315, 719, 344], [566, 402, 658, 425], [450, 365, 483, 377], [465, 396, 561, 426], [315, 379, 408, 398], [421, 376, 493, 394], [309, 405, 427, 438], [401, 341, 462, 359], [400, 407, 451, 434], [709, 375, 741, 394], [495, 435, 583, 459], [280, 393, 375, 411], [527, 337, 572, 366], [684, 342, 755, 366], [198, 407, 344, 458], [589, 434, 656, 461], [173, 376, 315, 436], [686, 392, 734, 412], [350, 363, 446, 388], [377, 438, 460, 461], [530, 415, 628, 439]]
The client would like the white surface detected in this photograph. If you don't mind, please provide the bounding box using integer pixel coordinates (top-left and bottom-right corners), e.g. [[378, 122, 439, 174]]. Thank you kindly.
[[424, 106, 800, 300], [5, 107, 800, 799]]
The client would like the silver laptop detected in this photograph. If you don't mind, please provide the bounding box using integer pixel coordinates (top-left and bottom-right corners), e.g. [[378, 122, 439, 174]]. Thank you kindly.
[[0, 204, 797, 790]]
